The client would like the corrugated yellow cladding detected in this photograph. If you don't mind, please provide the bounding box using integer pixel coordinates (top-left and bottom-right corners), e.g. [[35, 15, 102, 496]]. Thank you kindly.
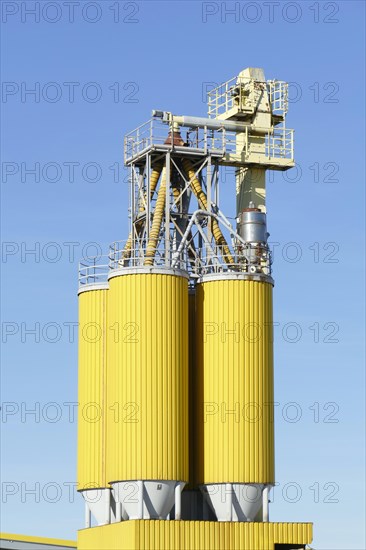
[[77, 521, 312, 550], [187, 291, 200, 489], [196, 279, 274, 484], [106, 273, 189, 483], [77, 288, 108, 490]]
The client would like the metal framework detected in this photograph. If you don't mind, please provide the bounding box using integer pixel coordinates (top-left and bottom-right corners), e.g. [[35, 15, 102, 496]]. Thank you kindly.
[[79, 68, 294, 288]]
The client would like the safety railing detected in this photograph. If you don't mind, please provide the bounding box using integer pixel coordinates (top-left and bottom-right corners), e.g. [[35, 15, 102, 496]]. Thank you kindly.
[[266, 127, 293, 160], [78, 241, 272, 284], [185, 127, 237, 154], [236, 125, 294, 162], [124, 118, 230, 163], [78, 256, 109, 287], [124, 118, 168, 161], [207, 76, 257, 119], [125, 119, 294, 163], [192, 242, 272, 277], [108, 240, 190, 271], [124, 117, 293, 166], [267, 80, 288, 116], [207, 77, 289, 119]]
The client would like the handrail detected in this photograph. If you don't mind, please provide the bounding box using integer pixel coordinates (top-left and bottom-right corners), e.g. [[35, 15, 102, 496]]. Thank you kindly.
[[124, 117, 294, 164]]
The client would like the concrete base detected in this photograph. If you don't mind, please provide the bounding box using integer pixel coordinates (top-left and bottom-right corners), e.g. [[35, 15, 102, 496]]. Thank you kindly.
[[78, 520, 313, 550]]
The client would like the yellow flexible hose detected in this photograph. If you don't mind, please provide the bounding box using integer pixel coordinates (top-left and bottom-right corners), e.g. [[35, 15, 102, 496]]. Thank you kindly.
[[144, 168, 167, 266]]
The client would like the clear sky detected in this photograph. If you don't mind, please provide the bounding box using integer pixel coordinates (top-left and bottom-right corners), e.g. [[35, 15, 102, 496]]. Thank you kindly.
[[1, 1, 365, 549]]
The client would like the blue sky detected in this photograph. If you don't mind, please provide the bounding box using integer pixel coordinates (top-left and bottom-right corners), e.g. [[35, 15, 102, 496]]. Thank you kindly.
[[1, 1, 365, 548]]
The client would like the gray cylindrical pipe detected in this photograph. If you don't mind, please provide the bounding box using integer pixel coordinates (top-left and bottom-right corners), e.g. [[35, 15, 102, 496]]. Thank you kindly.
[[152, 110, 250, 133], [176, 115, 247, 132], [175, 482, 182, 520]]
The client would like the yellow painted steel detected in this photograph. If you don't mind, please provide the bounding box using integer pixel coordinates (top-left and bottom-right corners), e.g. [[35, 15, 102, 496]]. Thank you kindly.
[[77, 521, 312, 550], [196, 278, 274, 484], [187, 290, 200, 489], [77, 286, 108, 490], [106, 271, 189, 483], [0, 533, 76, 547]]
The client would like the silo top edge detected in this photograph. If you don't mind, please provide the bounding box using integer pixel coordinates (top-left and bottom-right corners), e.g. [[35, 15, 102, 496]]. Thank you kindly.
[[197, 273, 274, 285], [108, 266, 190, 281], [77, 283, 110, 295]]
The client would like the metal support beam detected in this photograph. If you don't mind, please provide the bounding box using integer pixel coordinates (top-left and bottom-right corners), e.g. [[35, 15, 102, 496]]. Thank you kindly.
[[207, 156, 212, 242], [138, 480, 144, 520], [165, 151, 170, 266], [175, 482, 182, 520], [146, 153, 151, 240], [263, 486, 269, 522], [85, 502, 91, 528], [226, 483, 232, 522], [105, 489, 111, 525], [115, 501, 122, 523]]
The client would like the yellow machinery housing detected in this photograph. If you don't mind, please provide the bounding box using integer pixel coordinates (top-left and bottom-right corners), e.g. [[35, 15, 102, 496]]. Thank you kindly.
[[106, 268, 189, 519]]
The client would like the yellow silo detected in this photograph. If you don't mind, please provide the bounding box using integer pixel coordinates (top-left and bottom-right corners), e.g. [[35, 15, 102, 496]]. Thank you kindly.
[[188, 289, 199, 489], [106, 267, 189, 520], [77, 283, 111, 525], [75, 68, 313, 550], [196, 275, 274, 521]]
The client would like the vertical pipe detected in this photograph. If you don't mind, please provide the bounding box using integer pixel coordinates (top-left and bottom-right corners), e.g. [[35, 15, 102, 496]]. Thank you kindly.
[[85, 502, 91, 528], [175, 482, 181, 520], [226, 483, 232, 522], [137, 480, 144, 519], [206, 156, 212, 243], [115, 501, 122, 523], [105, 488, 111, 525], [130, 165, 134, 238], [215, 162, 219, 207], [165, 151, 170, 266], [263, 485, 269, 522]]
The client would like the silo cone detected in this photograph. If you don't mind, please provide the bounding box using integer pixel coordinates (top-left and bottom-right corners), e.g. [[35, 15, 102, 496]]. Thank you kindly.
[[196, 275, 274, 521], [106, 267, 189, 519]]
